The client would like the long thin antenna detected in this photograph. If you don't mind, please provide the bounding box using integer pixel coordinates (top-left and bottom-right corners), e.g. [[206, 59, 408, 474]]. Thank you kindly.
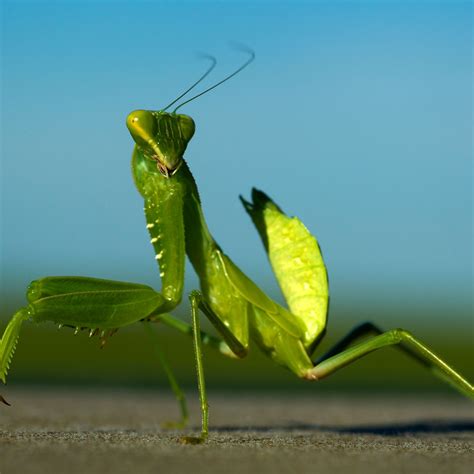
[[162, 54, 217, 112], [173, 48, 255, 113]]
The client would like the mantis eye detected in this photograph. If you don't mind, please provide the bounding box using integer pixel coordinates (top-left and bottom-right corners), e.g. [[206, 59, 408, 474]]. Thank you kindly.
[[177, 114, 195, 143], [126, 110, 158, 148]]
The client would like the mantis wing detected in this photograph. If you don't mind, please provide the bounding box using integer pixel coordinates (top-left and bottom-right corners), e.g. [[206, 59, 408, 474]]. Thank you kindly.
[[240, 189, 329, 349]]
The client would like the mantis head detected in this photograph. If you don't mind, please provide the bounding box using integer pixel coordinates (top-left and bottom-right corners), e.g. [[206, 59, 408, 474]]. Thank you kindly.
[[127, 48, 254, 177], [126, 111, 195, 176]]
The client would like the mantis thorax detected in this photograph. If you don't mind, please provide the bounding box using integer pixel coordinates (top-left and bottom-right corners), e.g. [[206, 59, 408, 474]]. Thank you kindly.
[[126, 110, 195, 177]]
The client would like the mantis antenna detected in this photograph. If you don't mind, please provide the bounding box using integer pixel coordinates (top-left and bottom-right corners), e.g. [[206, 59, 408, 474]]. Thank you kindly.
[[173, 48, 255, 113], [162, 54, 217, 112]]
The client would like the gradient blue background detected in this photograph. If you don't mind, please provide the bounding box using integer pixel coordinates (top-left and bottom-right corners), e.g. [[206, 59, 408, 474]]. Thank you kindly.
[[2, 2, 472, 335]]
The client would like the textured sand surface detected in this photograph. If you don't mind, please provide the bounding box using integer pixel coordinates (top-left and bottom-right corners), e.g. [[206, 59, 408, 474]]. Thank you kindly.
[[0, 388, 473, 474]]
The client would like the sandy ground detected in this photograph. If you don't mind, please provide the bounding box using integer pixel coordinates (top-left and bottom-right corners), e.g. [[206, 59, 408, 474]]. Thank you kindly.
[[0, 388, 473, 474]]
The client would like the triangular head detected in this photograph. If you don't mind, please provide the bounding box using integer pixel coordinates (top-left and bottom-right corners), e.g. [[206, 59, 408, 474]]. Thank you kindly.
[[126, 111, 195, 177], [126, 48, 255, 178]]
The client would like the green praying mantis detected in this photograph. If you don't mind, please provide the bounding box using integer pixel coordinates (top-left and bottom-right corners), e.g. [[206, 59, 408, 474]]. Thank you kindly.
[[1, 51, 473, 444]]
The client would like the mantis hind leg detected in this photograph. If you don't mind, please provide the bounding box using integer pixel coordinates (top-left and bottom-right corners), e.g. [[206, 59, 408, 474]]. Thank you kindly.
[[313, 322, 391, 363], [307, 328, 474, 398], [314, 322, 438, 370]]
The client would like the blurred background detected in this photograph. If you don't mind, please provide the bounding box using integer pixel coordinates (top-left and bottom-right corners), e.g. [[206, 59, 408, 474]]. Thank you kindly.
[[1, 1, 472, 394]]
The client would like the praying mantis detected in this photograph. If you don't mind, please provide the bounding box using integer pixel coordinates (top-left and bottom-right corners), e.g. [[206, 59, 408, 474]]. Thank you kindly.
[[1, 51, 473, 444]]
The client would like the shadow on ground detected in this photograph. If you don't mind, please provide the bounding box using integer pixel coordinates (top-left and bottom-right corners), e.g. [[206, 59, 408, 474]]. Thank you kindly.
[[1, 389, 473, 474], [213, 419, 474, 435]]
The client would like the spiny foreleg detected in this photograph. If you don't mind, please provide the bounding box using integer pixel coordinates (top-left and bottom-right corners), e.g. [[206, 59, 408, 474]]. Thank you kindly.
[[0, 276, 167, 389]]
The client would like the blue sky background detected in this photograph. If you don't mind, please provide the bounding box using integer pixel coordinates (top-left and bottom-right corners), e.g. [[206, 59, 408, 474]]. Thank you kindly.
[[1, 2, 472, 331]]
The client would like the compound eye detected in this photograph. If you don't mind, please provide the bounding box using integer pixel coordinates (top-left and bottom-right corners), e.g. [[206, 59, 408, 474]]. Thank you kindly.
[[126, 110, 158, 145], [178, 114, 195, 143]]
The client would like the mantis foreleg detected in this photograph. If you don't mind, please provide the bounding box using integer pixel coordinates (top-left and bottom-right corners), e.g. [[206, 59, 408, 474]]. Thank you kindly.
[[0, 309, 30, 386], [0, 277, 167, 386]]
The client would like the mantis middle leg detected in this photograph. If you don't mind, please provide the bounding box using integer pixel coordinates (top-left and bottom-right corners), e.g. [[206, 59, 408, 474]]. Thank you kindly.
[[180, 290, 252, 444], [143, 322, 189, 429], [179, 291, 209, 444], [145, 309, 239, 432]]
